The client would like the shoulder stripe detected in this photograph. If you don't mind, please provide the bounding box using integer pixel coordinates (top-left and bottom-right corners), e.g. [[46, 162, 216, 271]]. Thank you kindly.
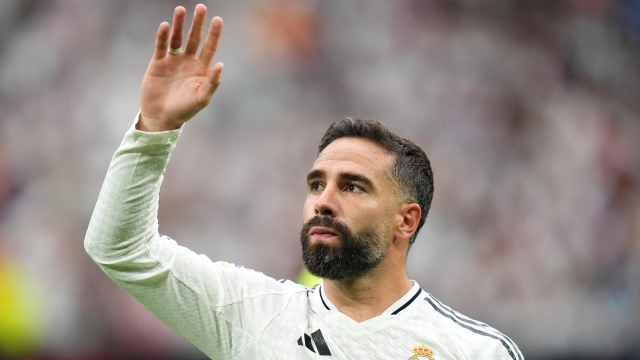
[[391, 288, 423, 315], [428, 295, 523, 360], [425, 296, 523, 360], [430, 296, 488, 330]]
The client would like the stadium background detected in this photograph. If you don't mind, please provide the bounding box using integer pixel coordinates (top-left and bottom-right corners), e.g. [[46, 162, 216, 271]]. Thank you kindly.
[[1, 0, 640, 359]]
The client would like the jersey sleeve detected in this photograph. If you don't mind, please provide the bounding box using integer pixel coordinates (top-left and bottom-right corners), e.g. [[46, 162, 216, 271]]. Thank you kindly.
[[84, 114, 301, 359]]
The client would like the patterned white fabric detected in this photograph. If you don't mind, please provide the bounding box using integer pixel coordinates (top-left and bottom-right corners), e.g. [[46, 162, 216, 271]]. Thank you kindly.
[[85, 115, 523, 360]]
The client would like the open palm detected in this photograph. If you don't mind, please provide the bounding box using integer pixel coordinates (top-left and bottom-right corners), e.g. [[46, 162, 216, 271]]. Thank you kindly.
[[139, 5, 224, 132]]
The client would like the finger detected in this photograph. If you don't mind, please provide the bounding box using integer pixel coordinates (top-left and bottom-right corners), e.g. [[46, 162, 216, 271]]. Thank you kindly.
[[185, 4, 207, 56], [169, 6, 186, 51], [199, 16, 223, 66], [153, 22, 170, 60], [199, 62, 224, 106]]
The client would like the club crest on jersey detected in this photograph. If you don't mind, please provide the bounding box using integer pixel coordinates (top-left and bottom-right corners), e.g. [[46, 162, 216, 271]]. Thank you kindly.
[[409, 344, 435, 360]]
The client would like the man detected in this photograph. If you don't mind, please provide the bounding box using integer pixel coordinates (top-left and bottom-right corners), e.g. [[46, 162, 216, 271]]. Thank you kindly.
[[85, 4, 523, 359]]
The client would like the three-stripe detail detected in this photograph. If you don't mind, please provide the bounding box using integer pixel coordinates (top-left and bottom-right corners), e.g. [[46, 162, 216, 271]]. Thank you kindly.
[[425, 295, 523, 360], [297, 329, 332, 356]]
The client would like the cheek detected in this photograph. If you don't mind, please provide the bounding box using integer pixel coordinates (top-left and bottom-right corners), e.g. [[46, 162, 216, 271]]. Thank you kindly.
[[354, 198, 397, 232], [302, 197, 315, 222], [347, 200, 384, 227]]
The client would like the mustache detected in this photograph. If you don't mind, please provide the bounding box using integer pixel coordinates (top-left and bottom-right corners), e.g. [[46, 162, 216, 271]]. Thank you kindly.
[[301, 216, 353, 239]]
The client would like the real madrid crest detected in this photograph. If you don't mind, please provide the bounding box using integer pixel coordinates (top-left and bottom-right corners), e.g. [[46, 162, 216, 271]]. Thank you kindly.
[[409, 344, 435, 360]]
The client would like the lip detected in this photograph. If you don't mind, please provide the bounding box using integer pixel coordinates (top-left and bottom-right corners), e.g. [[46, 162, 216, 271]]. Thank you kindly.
[[308, 227, 340, 242], [309, 226, 339, 236]]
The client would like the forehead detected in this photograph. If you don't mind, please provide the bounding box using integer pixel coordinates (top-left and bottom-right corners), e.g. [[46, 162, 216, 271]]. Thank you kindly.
[[313, 137, 395, 176]]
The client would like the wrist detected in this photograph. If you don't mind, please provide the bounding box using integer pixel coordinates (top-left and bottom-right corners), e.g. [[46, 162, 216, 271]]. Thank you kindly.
[[136, 113, 184, 132]]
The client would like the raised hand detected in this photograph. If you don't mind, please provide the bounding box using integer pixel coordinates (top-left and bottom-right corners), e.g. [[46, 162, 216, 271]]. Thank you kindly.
[[138, 4, 224, 132]]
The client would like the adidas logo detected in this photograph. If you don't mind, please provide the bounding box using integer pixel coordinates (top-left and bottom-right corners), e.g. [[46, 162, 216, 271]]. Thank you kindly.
[[297, 329, 332, 356]]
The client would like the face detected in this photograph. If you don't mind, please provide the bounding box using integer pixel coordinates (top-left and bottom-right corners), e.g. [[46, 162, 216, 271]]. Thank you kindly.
[[300, 137, 399, 280]]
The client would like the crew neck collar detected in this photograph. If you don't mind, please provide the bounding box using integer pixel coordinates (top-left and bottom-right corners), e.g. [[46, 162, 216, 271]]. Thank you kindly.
[[315, 280, 423, 316]]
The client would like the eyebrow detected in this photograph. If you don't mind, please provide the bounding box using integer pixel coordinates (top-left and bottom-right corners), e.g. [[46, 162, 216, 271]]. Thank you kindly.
[[306, 169, 375, 189], [307, 169, 325, 184], [340, 172, 374, 188]]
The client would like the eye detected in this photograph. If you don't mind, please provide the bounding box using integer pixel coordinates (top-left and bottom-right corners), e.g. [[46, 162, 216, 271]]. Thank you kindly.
[[310, 182, 325, 192], [344, 183, 363, 193]]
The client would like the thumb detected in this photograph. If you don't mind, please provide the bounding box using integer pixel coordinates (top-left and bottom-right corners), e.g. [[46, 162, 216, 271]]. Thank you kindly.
[[199, 62, 224, 106], [207, 62, 224, 90]]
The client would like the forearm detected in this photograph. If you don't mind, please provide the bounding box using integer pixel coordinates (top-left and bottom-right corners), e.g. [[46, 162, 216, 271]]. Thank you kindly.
[[84, 113, 182, 265]]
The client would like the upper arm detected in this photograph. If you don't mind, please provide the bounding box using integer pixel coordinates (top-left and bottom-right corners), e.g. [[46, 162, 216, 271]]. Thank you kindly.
[[98, 233, 303, 358]]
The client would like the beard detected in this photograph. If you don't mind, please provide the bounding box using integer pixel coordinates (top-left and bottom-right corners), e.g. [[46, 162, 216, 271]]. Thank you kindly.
[[300, 215, 388, 280]]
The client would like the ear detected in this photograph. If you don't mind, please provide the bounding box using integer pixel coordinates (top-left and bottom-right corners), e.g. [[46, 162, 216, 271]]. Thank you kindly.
[[393, 203, 421, 244]]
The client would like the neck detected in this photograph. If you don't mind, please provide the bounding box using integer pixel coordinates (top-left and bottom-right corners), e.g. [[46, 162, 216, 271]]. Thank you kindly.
[[322, 255, 412, 322]]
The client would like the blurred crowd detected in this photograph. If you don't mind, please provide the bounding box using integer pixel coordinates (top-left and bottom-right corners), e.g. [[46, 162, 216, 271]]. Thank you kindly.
[[1, 0, 640, 358]]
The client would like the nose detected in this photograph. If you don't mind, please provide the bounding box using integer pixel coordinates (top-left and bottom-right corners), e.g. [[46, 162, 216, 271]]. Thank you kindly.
[[314, 185, 338, 217]]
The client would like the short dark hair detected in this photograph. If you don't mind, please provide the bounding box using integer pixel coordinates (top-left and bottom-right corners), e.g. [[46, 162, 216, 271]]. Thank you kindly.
[[318, 117, 434, 247]]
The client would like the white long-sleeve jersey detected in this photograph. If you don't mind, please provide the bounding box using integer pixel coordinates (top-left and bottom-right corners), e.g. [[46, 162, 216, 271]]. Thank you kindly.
[[84, 116, 523, 360]]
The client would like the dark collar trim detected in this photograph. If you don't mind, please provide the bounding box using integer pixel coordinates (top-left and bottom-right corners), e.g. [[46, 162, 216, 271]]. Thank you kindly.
[[319, 286, 331, 310], [391, 287, 423, 315]]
